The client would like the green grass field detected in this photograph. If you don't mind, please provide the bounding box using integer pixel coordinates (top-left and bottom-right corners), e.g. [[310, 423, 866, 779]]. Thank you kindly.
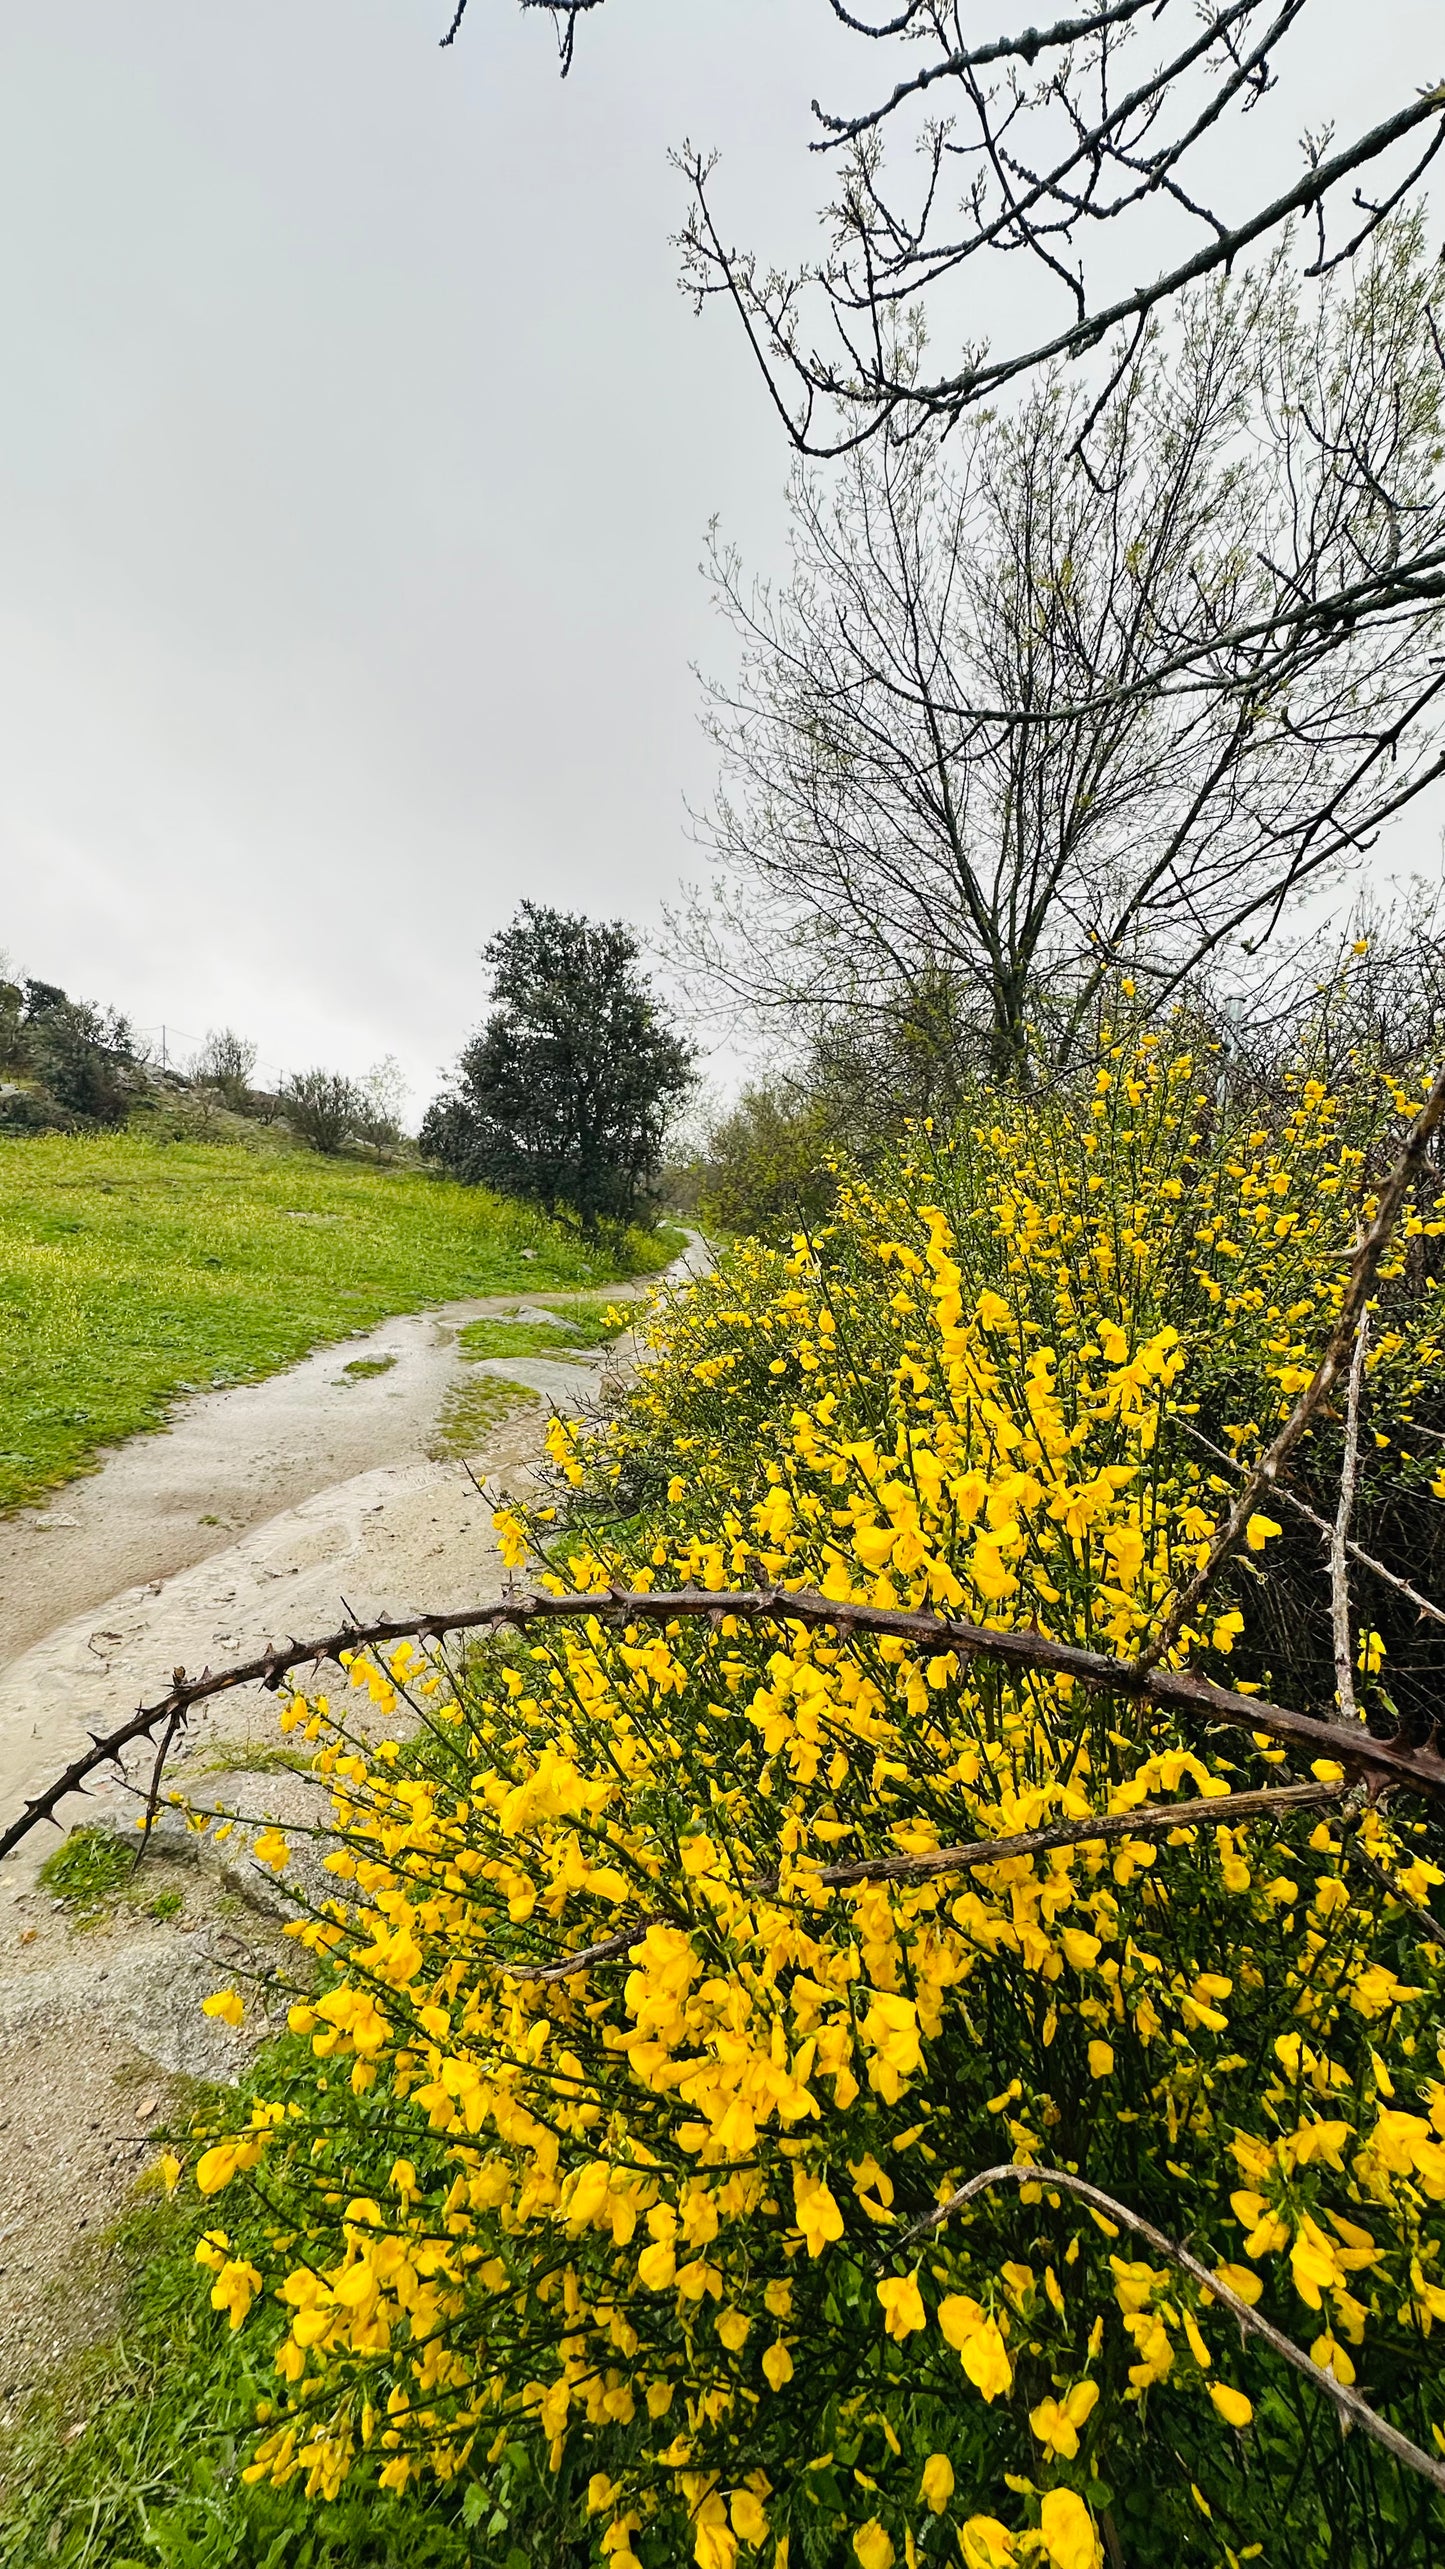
[[0, 1131, 677, 1513]]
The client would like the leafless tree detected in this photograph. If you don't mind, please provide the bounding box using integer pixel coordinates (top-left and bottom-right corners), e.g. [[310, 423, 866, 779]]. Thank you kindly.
[[668, 227, 1445, 1076], [462, 1, 1445, 685], [356, 1055, 409, 1153]]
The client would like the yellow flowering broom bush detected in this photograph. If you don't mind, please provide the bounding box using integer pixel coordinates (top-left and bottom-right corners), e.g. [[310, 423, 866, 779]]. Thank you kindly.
[[177, 1032, 1445, 2569]]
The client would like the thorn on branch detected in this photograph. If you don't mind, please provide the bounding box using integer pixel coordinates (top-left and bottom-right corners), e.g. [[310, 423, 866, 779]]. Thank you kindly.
[[8, 1570, 1445, 1869]]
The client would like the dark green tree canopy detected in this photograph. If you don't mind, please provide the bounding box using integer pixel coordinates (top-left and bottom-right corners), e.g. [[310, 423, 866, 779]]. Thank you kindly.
[[422, 904, 694, 1228]]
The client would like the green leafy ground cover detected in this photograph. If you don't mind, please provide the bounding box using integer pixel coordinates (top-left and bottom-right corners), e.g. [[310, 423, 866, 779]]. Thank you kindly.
[[424, 1373, 541, 1460], [37, 1825, 137, 1920], [0, 1132, 677, 1512]]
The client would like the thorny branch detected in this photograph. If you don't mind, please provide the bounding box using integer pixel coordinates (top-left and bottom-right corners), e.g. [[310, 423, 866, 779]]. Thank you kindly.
[[889, 2163, 1445, 2496], [4, 1570, 1441, 1874], [12, 1063, 1444, 1862]]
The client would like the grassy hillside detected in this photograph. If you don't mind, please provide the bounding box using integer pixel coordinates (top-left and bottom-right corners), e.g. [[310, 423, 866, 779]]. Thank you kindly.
[[0, 1130, 674, 1513]]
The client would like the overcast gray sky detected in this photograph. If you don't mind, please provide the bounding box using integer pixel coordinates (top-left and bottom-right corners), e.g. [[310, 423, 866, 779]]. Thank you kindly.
[[1, 1, 1440, 1118]]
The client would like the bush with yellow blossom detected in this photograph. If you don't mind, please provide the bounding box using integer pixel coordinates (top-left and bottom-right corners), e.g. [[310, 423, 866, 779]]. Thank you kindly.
[[176, 1028, 1445, 2569]]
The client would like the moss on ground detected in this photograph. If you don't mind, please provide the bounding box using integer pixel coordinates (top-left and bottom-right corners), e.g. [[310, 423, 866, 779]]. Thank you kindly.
[[38, 1826, 136, 1920], [425, 1373, 540, 1460]]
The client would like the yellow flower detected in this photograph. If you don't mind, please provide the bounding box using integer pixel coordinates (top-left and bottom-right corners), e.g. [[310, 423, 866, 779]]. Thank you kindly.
[[638, 2240, 676, 2291], [1209, 2381, 1253, 2428], [1213, 2262, 1263, 2307], [960, 2522, 1016, 2568], [1038, 2488, 1102, 2569], [853, 2522, 895, 2569], [876, 2274, 927, 2340], [492, 1508, 529, 1568], [937, 2297, 1013, 2401], [208, 2255, 262, 2329], [1103, 1523, 1145, 1585], [202, 1989, 244, 2028], [1289, 2221, 1343, 2310], [968, 1537, 1018, 1601], [1087, 2040, 1115, 2079], [716, 2308, 752, 2351], [919, 2453, 954, 2513], [1310, 2331, 1356, 2385], [1244, 1513, 1281, 1552], [1029, 2379, 1099, 2459], [792, 2171, 845, 2258], [762, 2341, 794, 2390], [695, 2515, 739, 2569], [730, 2489, 769, 2545], [251, 1828, 290, 1873]]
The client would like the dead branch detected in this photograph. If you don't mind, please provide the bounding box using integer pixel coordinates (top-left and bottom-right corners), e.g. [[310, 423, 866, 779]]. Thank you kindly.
[[887, 2162, 1445, 2496], [1330, 1311, 1370, 1722], [1177, 1418, 1445, 1632], [6, 1574, 1442, 1871], [494, 1779, 1344, 1983]]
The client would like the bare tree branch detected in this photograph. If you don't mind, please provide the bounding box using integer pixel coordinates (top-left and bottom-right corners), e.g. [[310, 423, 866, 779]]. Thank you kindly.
[[1330, 1311, 1370, 1722], [492, 0, 1445, 673], [888, 2162, 1445, 2497], [676, 242, 1445, 1076]]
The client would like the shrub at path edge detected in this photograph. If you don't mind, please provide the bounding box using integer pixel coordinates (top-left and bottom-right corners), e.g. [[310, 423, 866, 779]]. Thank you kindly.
[[167, 1030, 1445, 2569]]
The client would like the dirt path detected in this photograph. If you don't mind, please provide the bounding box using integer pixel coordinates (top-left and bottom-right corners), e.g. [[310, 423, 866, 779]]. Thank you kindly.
[[0, 1247, 703, 1879], [1, 1282, 635, 1670], [0, 1236, 706, 2416]]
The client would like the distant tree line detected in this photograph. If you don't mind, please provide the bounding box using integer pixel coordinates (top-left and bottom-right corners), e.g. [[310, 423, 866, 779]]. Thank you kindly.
[[1, 913, 699, 1243], [0, 953, 409, 1161]]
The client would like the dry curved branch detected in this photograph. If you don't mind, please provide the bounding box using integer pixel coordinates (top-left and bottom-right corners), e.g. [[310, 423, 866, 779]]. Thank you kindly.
[[889, 2161, 1445, 2495], [494, 1778, 1344, 1982], [6, 1571, 1441, 1871]]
